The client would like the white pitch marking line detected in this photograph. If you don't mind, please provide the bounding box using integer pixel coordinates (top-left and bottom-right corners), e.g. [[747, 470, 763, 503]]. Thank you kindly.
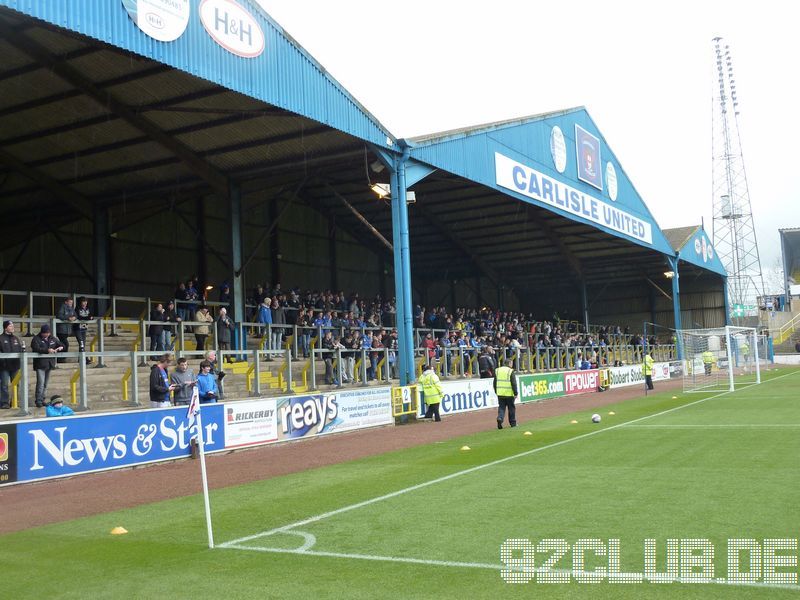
[[219, 369, 799, 550], [627, 423, 800, 428], [222, 545, 800, 591]]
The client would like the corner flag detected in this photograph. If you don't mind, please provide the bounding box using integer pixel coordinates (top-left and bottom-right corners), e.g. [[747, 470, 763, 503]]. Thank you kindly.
[[186, 385, 200, 428]]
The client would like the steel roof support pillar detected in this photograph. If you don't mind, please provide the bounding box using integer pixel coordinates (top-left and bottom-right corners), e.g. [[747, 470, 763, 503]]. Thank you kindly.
[[668, 256, 683, 359], [580, 279, 589, 333], [722, 276, 731, 326], [229, 183, 245, 328], [93, 203, 110, 316], [389, 144, 415, 385]]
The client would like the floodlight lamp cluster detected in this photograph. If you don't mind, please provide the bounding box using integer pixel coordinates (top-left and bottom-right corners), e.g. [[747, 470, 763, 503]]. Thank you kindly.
[[370, 183, 391, 198]]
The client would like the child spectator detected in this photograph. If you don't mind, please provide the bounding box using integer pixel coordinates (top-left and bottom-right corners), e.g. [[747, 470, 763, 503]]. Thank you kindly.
[[46, 395, 75, 417]]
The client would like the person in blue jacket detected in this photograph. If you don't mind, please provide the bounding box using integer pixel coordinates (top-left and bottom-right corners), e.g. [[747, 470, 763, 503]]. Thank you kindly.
[[46, 395, 75, 417], [196, 360, 219, 403]]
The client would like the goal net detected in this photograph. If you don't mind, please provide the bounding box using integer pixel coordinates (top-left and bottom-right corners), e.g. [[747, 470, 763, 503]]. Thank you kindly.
[[678, 326, 765, 393]]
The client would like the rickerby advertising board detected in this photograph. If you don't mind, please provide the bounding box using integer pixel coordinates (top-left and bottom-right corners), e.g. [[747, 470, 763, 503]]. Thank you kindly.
[[275, 387, 393, 441], [13, 404, 225, 484], [517, 372, 565, 403], [223, 399, 278, 448], [417, 379, 498, 417]]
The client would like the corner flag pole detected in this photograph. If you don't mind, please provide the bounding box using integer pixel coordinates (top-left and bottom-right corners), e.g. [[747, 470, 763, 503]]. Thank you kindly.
[[643, 321, 648, 397], [187, 388, 214, 549]]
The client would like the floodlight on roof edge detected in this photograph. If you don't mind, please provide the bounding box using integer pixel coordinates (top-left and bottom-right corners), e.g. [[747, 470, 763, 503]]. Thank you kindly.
[[371, 183, 391, 198]]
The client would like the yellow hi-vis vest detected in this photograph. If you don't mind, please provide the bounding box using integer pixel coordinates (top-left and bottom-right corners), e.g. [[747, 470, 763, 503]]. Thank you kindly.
[[495, 365, 514, 397], [419, 370, 443, 405], [702, 351, 715, 365], [741, 342, 750, 356], [643, 355, 654, 376]]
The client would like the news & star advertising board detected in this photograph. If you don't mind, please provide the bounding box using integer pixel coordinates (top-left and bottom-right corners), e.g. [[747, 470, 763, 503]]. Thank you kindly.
[[3, 388, 394, 487]]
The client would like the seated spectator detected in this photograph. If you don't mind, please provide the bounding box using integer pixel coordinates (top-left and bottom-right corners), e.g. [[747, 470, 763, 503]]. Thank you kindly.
[[46, 395, 75, 417], [196, 360, 219, 403]]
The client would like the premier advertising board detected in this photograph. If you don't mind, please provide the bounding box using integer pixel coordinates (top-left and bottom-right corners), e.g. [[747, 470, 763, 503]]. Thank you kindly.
[[418, 379, 498, 417], [518, 372, 566, 403], [13, 405, 225, 485]]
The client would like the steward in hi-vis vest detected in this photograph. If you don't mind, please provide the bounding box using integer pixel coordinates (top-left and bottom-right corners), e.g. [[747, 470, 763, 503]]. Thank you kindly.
[[702, 350, 715, 375], [419, 363, 443, 422], [643, 351, 655, 391], [494, 364, 518, 429]]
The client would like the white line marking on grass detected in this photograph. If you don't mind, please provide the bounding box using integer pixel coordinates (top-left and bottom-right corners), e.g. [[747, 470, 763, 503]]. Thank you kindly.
[[219, 369, 799, 550], [627, 424, 800, 428], [222, 546, 800, 591]]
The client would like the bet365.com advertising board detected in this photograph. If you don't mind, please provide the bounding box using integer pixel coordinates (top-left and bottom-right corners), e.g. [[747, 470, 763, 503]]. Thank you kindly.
[[517, 372, 566, 403]]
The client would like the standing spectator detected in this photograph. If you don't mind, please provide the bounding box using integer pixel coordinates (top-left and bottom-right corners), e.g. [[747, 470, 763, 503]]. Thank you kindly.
[[170, 357, 196, 406], [185, 279, 199, 322], [149, 354, 176, 408], [218, 283, 231, 308], [194, 306, 213, 351], [478, 346, 496, 379], [46, 395, 75, 417], [216, 307, 234, 362], [271, 298, 286, 355], [320, 331, 338, 385], [418, 363, 443, 422], [257, 297, 272, 352], [342, 330, 357, 382], [386, 329, 399, 379], [196, 360, 219, 403], [422, 333, 436, 364], [643, 350, 655, 390], [296, 308, 311, 358], [148, 303, 166, 355], [164, 300, 181, 350], [75, 296, 92, 364], [494, 362, 518, 429], [174, 282, 188, 321], [31, 324, 64, 408], [56, 297, 76, 362], [205, 350, 225, 399], [0, 320, 24, 409]]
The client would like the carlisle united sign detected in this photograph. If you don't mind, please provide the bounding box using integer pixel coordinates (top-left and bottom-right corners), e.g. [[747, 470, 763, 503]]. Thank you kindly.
[[495, 152, 653, 244]]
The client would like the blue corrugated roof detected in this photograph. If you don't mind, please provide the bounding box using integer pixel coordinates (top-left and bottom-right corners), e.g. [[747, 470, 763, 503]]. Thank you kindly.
[[408, 107, 678, 257], [676, 226, 727, 276], [0, 0, 396, 149]]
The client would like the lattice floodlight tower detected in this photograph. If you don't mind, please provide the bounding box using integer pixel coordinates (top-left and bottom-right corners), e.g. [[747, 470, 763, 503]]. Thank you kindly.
[[678, 326, 765, 393], [711, 38, 765, 319]]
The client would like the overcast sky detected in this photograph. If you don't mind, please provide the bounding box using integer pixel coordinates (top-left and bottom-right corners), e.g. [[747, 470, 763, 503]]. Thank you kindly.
[[256, 0, 799, 289]]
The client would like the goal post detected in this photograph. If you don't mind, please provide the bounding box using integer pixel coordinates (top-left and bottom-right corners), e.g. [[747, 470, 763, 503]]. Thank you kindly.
[[677, 325, 762, 393]]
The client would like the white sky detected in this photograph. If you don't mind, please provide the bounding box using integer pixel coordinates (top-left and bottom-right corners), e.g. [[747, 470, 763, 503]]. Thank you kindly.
[[256, 0, 799, 285]]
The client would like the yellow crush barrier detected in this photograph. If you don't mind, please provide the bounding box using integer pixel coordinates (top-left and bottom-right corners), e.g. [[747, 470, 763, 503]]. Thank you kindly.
[[121, 367, 131, 402], [70, 368, 80, 405], [10, 370, 20, 408]]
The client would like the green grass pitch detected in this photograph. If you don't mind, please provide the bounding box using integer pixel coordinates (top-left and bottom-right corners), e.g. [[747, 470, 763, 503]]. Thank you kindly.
[[4, 367, 799, 599]]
